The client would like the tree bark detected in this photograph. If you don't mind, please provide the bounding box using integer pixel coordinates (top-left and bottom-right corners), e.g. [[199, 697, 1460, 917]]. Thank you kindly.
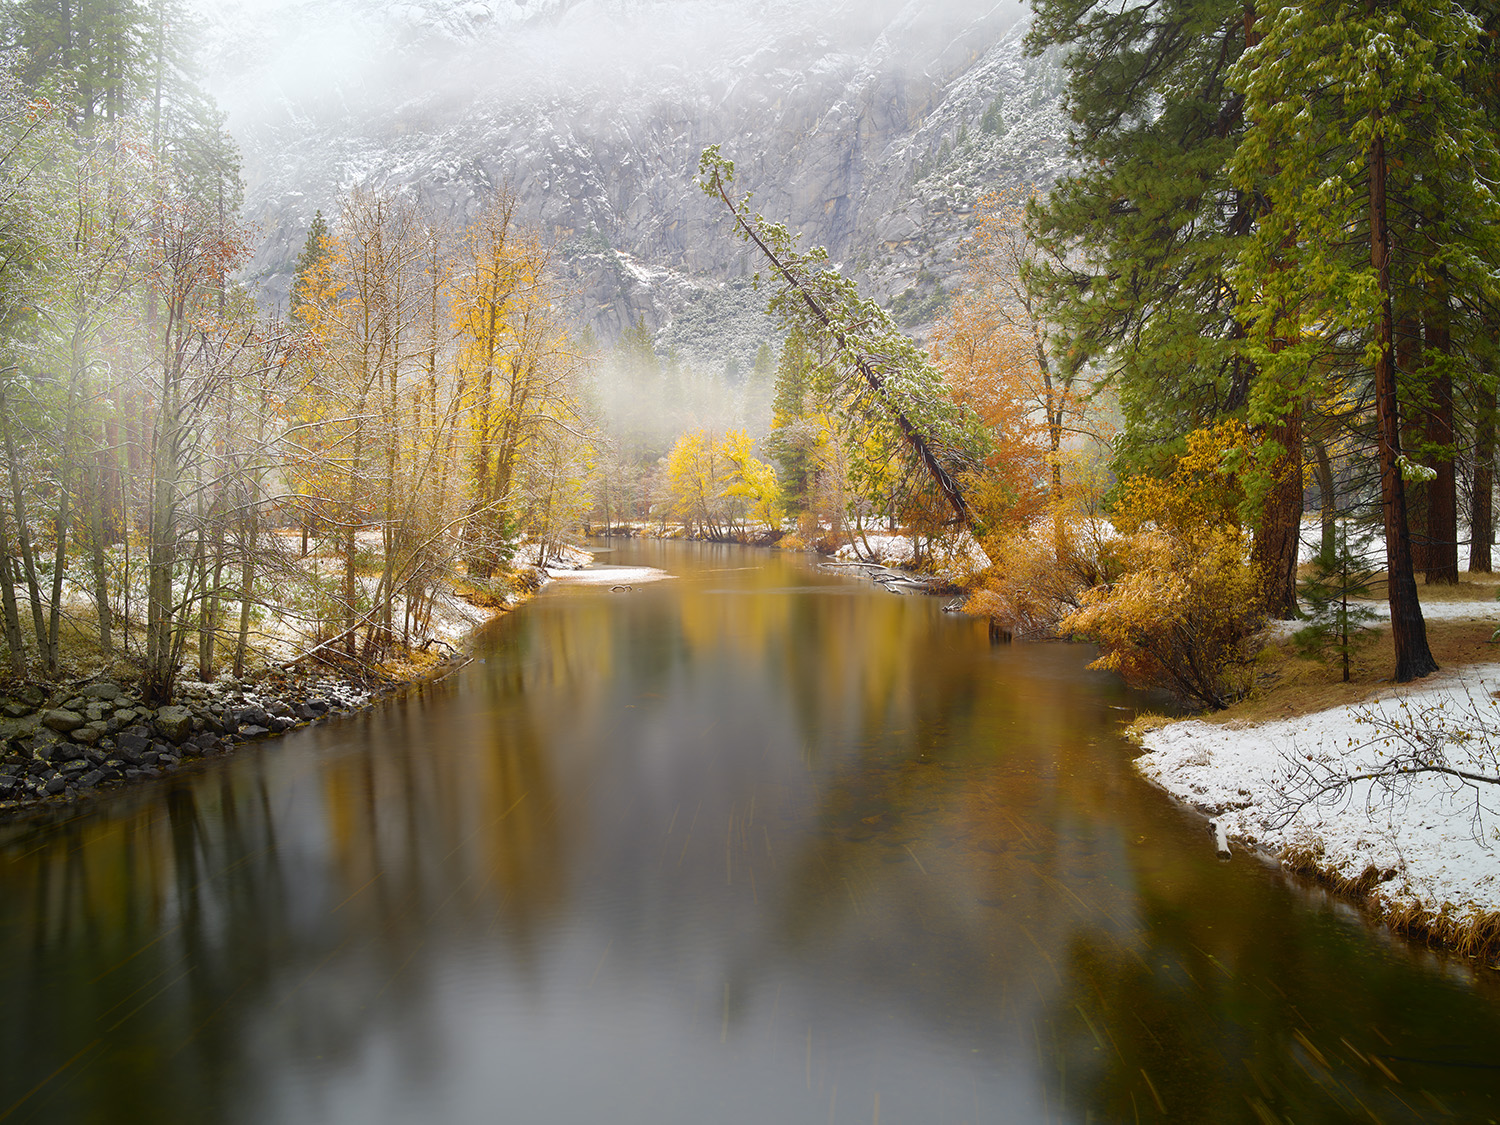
[[1423, 268, 1458, 583], [1251, 400, 1303, 618], [1370, 127, 1437, 681], [1471, 376, 1496, 572], [1311, 436, 1336, 560]]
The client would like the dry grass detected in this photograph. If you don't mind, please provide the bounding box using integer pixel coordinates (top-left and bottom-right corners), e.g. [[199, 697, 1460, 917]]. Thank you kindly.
[[1122, 712, 1174, 747], [1197, 615, 1500, 727], [1365, 570, 1500, 602], [1280, 843, 1500, 963], [1382, 901, 1500, 964]]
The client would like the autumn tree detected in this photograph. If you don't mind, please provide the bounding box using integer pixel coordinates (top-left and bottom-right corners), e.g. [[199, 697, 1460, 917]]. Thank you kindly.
[[1061, 423, 1265, 709], [452, 193, 582, 580], [699, 146, 988, 529]]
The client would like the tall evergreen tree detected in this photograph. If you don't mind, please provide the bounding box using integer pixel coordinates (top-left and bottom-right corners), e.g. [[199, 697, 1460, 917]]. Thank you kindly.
[[291, 209, 328, 311], [1024, 0, 1304, 616], [1230, 0, 1500, 680]]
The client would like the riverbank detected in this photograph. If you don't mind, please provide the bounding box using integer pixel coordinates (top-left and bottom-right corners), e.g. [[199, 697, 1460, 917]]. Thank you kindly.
[[1133, 594, 1500, 961], [0, 544, 595, 821]]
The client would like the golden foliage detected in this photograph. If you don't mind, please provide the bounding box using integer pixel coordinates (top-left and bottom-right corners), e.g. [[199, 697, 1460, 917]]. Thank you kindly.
[[1058, 424, 1266, 710], [664, 428, 782, 539], [1111, 419, 1253, 535]]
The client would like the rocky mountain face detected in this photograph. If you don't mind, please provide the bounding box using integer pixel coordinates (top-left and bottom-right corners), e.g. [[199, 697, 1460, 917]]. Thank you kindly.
[[199, 0, 1071, 371]]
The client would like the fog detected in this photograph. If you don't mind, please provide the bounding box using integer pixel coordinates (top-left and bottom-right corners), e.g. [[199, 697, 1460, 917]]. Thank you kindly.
[[193, 0, 1029, 130]]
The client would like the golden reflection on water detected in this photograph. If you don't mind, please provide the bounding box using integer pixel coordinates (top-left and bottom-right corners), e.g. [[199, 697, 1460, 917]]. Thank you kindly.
[[0, 542, 1498, 1124]]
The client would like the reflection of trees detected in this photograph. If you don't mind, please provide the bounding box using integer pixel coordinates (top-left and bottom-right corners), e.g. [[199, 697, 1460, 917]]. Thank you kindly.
[[0, 664, 574, 1122], [1041, 843, 1500, 1122], [1, 542, 1497, 1122]]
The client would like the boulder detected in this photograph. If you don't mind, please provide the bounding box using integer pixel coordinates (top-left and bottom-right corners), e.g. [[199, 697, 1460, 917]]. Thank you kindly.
[[153, 706, 194, 743], [81, 682, 122, 700], [117, 732, 151, 756], [42, 709, 85, 733], [0, 715, 39, 741]]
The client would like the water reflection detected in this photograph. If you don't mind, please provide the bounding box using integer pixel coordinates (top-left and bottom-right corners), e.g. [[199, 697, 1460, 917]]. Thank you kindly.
[[0, 541, 1496, 1123]]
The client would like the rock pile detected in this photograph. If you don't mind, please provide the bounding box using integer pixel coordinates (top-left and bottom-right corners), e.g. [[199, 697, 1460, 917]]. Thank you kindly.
[[0, 678, 371, 812]]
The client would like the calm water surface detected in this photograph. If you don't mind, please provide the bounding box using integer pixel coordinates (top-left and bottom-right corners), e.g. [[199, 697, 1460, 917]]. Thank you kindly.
[[1, 542, 1498, 1123]]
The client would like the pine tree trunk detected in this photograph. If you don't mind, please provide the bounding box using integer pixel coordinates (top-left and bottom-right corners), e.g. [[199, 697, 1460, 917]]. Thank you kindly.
[[1471, 377, 1496, 573], [1312, 436, 1336, 559], [1370, 127, 1437, 682], [1423, 269, 1458, 583], [1252, 400, 1303, 618], [1396, 312, 1429, 572]]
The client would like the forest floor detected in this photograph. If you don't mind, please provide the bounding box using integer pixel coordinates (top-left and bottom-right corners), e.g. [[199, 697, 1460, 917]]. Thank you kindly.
[[1133, 574, 1500, 963]]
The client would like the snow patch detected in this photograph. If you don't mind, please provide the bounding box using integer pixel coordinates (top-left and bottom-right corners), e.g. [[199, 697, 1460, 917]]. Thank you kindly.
[[1139, 666, 1500, 927]]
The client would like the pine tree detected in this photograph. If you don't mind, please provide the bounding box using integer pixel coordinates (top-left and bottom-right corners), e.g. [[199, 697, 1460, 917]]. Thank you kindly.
[[1294, 522, 1380, 683], [1228, 0, 1500, 680], [1023, 0, 1309, 617], [291, 209, 328, 311]]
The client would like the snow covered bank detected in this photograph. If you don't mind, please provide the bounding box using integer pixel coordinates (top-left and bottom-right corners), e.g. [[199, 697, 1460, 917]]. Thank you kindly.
[[1138, 666, 1500, 955], [833, 531, 991, 576], [547, 565, 674, 586]]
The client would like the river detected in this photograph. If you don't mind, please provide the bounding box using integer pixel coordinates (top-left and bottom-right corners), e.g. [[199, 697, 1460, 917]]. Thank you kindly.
[[0, 541, 1496, 1123]]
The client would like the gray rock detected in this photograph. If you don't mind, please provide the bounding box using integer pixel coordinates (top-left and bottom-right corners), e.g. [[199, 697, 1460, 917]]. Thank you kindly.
[[70, 725, 103, 746], [238, 724, 270, 739], [78, 769, 105, 788], [236, 705, 272, 728], [60, 759, 88, 775], [27, 731, 63, 760], [153, 706, 194, 743], [44, 775, 65, 795], [81, 682, 122, 700], [42, 709, 85, 733], [2, 701, 31, 718], [0, 715, 39, 741], [117, 733, 151, 755]]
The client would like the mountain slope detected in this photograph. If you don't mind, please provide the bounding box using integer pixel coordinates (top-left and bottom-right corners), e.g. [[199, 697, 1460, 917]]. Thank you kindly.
[[198, 0, 1071, 364]]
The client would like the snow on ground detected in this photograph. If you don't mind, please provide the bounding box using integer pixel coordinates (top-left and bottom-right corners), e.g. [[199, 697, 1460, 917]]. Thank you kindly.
[[547, 565, 674, 585], [1138, 666, 1500, 926], [833, 531, 991, 575]]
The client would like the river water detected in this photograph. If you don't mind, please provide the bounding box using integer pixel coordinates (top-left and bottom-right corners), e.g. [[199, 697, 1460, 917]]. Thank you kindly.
[[0, 541, 1497, 1123]]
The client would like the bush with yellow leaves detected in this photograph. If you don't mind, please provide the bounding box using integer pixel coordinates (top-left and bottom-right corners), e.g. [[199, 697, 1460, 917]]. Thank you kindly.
[[1061, 525, 1264, 709], [1059, 422, 1266, 710], [964, 512, 1124, 638]]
